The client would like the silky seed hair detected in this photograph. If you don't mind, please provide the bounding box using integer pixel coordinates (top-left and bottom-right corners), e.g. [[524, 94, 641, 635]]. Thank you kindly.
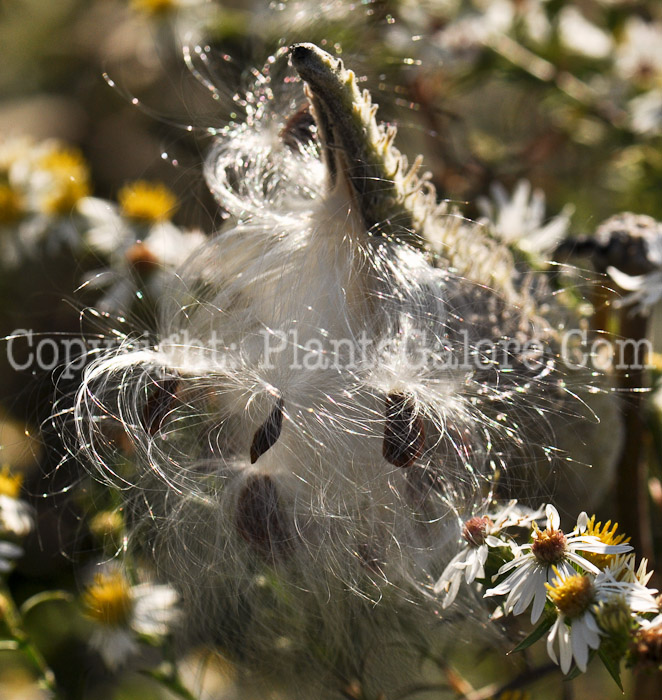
[[68, 43, 597, 692]]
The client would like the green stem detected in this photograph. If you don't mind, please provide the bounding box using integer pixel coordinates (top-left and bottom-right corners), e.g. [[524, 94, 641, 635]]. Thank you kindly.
[[0, 583, 57, 693], [614, 308, 654, 562]]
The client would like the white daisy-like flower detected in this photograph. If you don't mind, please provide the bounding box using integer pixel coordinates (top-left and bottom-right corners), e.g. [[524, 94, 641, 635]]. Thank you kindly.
[[545, 567, 658, 674], [0, 541, 23, 573], [477, 180, 573, 258], [0, 137, 90, 264], [84, 221, 206, 312], [614, 17, 662, 86], [433, 500, 544, 607], [78, 187, 205, 313], [484, 505, 632, 623], [9, 139, 90, 218], [607, 265, 662, 314], [83, 566, 180, 671]]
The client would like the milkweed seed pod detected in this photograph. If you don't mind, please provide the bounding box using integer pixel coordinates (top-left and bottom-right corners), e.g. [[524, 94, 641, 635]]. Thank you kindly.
[[71, 44, 605, 697]]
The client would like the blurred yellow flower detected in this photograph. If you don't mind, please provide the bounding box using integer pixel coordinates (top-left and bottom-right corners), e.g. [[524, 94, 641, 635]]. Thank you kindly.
[[0, 464, 23, 500], [37, 146, 91, 215]]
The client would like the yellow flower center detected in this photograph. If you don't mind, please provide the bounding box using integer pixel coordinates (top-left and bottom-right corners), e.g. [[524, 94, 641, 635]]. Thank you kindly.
[[130, 0, 177, 17], [82, 571, 133, 626], [38, 147, 91, 215], [118, 180, 178, 222], [0, 183, 23, 224], [0, 465, 23, 499], [582, 516, 629, 570], [546, 573, 594, 618], [531, 526, 567, 564]]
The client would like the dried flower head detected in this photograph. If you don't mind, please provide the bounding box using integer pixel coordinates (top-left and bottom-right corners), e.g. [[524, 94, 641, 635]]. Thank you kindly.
[[631, 616, 662, 669]]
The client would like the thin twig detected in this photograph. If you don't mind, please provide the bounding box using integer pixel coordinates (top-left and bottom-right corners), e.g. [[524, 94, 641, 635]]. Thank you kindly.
[[614, 308, 654, 562]]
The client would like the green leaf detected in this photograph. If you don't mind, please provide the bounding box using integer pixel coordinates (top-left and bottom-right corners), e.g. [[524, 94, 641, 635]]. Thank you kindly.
[[598, 647, 624, 692], [564, 662, 585, 681], [510, 614, 555, 654]]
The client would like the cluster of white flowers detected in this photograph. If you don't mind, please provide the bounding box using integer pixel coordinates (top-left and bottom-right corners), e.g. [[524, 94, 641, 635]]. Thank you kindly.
[[0, 136, 90, 265], [437, 502, 661, 676], [477, 179, 573, 261], [79, 181, 206, 313], [390, 1, 662, 138], [0, 135, 207, 315]]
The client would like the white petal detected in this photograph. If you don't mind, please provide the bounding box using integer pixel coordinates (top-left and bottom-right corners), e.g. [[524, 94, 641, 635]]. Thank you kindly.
[[530, 575, 549, 623], [559, 620, 573, 674], [571, 619, 589, 672], [485, 560, 534, 597], [545, 504, 560, 531], [495, 552, 534, 576], [0, 496, 34, 537], [89, 627, 138, 671], [564, 551, 600, 574], [132, 584, 179, 636], [434, 550, 468, 593], [485, 535, 505, 548], [77, 196, 120, 225], [0, 540, 23, 558], [547, 616, 561, 665], [442, 571, 463, 609]]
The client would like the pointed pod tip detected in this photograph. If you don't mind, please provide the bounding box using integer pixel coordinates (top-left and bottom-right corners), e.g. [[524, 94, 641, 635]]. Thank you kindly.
[[289, 43, 313, 62], [289, 43, 341, 81]]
